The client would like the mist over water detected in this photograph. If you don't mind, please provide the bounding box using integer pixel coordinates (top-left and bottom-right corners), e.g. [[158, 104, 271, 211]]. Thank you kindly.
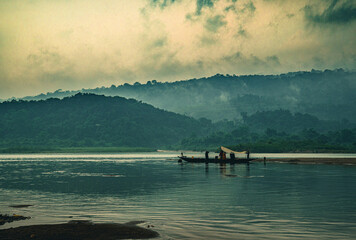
[[1, 153, 356, 239]]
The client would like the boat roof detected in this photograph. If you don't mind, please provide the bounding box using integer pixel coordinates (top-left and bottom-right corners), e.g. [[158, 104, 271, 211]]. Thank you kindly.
[[221, 146, 247, 154]]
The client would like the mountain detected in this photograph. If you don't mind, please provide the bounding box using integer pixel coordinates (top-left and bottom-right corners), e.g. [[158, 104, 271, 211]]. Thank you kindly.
[[17, 69, 356, 122], [0, 93, 208, 148], [1, 93, 354, 152]]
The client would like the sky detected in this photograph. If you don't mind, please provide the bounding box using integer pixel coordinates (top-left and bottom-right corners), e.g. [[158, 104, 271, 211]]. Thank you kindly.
[[0, 0, 355, 99]]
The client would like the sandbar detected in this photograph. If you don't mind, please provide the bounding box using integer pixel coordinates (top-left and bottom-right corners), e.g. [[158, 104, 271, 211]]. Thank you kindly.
[[253, 158, 356, 165]]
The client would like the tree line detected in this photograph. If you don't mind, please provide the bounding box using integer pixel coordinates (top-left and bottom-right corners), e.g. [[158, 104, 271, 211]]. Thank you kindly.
[[1, 93, 355, 153]]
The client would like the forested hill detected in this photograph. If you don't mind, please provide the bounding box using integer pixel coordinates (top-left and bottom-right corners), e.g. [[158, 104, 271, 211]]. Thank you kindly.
[[17, 69, 356, 122], [0, 93, 208, 148]]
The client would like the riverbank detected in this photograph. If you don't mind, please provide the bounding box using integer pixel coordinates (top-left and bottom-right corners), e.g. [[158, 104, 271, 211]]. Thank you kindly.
[[0, 147, 156, 154], [0, 220, 159, 240], [253, 157, 356, 165]]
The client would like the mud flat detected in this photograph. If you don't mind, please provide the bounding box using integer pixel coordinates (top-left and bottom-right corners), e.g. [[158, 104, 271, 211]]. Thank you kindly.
[[0, 220, 159, 240], [0, 214, 30, 226], [254, 158, 356, 165]]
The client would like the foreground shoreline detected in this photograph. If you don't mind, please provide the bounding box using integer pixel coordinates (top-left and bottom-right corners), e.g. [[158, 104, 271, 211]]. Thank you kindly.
[[253, 157, 356, 165], [0, 220, 159, 240]]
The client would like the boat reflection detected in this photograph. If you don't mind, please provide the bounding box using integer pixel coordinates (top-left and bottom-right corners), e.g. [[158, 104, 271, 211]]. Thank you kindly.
[[179, 160, 250, 178]]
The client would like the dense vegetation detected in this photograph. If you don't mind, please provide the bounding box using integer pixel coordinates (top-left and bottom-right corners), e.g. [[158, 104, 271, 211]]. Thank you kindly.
[[2, 69, 356, 153], [240, 110, 355, 133], [17, 69, 356, 122], [0, 93, 207, 150], [1, 94, 355, 153], [179, 127, 356, 153], [178, 110, 356, 152]]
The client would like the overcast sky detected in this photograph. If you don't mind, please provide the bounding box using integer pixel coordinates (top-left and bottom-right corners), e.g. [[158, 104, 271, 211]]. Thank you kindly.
[[0, 0, 355, 99]]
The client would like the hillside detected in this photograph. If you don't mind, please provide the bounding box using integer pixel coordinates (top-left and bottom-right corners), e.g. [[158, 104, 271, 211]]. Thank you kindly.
[[17, 69, 356, 122], [0, 93, 208, 149], [179, 110, 356, 153], [1, 93, 355, 153]]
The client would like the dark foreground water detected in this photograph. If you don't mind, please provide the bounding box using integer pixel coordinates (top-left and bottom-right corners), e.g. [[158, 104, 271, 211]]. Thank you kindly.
[[0, 153, 356, 239]]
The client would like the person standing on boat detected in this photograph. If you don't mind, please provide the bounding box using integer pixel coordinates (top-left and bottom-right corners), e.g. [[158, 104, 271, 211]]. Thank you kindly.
[[219, 150, 223, 160], [205, 151, 209, 160]]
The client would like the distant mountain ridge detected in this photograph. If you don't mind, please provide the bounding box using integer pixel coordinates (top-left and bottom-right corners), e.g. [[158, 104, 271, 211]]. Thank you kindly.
[[1, 93, 355, 152], [0, 93, 207, 148], [13, 69, 356, 122]]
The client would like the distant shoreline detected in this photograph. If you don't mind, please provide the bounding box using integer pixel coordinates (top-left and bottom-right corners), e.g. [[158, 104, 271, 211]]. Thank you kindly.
[[253, 158, 356, 165], [0, 147, 156, 154], [1, 147, 356, 155]]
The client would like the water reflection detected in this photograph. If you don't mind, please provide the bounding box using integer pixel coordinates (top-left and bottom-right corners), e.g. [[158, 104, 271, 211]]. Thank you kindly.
[[179, 161, 253, 179]]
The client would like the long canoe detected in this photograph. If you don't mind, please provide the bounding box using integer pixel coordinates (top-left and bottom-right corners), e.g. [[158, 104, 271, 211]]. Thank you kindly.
[[178, 156, 254, 164]]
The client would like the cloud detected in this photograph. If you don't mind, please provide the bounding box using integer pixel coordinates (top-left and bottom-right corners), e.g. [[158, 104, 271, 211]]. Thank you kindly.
[[304, 0, 356, 24], [196, 0, 214, 15], [266, 55, 281, 65], [0, 0, 355, 99], [220, 52, 282, 74], [244, 1, 256, 13], [27, 48, 70, 74], [149, 0, 177, 9], [148, 0, 214, 15], [205, 15, 227, 32], [150, 37, 168, 48]]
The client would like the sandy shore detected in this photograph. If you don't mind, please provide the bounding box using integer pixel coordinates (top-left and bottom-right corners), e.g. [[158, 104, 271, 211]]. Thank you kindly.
[[0, 220, 159, 240], [253, 158, 356, 165]]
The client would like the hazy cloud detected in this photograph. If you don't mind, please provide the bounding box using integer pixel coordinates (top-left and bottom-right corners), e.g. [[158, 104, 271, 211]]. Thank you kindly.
[[205, 15, 227, 32], [196, 0, 214, 15], [0, 0, 355, 99], [266, 55, 281, 65], [150, 0, 177, 9], [304, 0, 356, 24], [244, 1, 256, 13]]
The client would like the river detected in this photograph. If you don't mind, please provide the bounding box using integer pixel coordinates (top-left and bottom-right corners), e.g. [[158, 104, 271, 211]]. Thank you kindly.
[[0, 152, 355, 239]]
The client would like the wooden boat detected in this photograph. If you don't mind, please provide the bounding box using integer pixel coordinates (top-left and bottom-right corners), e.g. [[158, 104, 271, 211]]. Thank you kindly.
[[178, 146, 254, 164], [178, 156, 254, 164]]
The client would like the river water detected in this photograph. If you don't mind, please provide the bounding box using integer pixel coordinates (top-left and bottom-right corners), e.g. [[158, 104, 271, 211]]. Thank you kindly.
[[0, 152, 355, 239]]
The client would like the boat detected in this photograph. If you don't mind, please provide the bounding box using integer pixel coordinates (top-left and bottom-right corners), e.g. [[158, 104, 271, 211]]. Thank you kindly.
[[178, 156, 253, 164], [178, 146, 255, 164]]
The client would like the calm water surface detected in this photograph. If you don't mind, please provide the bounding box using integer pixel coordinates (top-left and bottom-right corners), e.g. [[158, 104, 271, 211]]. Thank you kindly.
[[0, 153, 355, 239]]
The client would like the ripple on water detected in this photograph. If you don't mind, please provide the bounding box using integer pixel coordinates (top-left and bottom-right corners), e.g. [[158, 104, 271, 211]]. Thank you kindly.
[[0, 154, 356, 239]]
